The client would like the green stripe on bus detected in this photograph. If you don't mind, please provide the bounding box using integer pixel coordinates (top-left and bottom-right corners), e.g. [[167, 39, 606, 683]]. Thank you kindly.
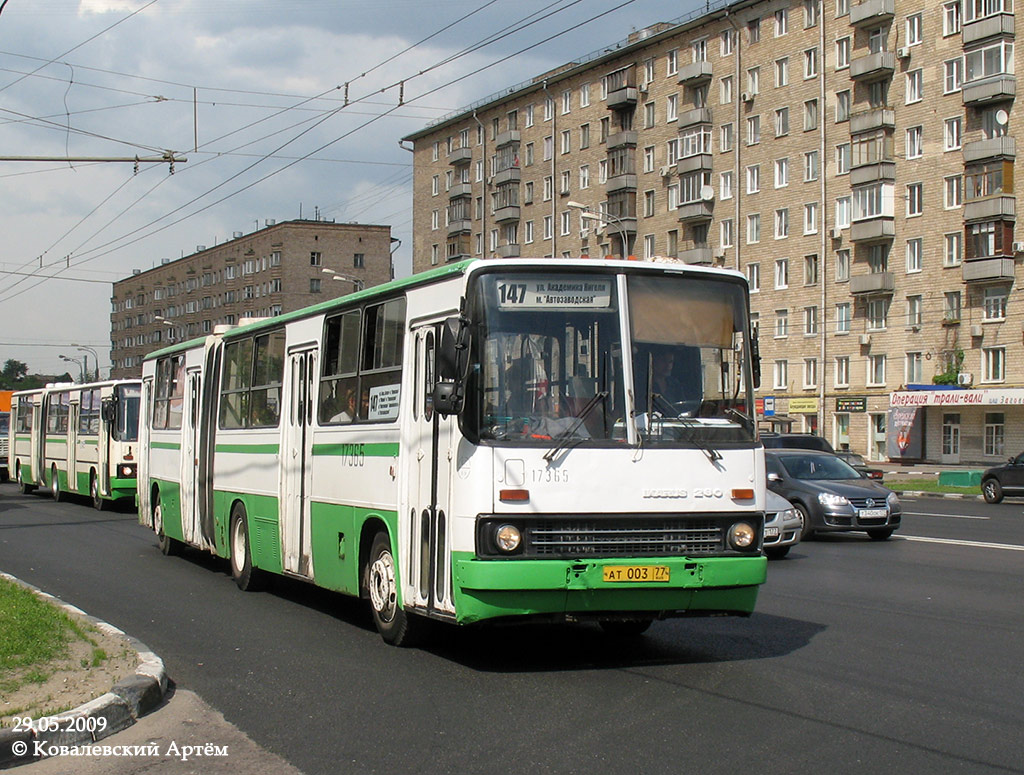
[[151, 442, 181, 450], [311, 442, 399, 457], [46, 437, 68, 444], [215, 444, 280, 455]]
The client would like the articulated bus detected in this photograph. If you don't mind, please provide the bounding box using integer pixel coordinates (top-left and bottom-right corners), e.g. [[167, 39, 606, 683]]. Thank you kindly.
[[9, 380, 142, 510], [139, 258, 766, 645]]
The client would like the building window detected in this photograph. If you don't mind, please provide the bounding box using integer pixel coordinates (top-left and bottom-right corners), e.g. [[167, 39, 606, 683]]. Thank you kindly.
[[776, 57, 789, 87], [721, 123, 734, 152], [907, 183, 923, 217], [906, 13, 922, 45], [944, 117, 962, 151], [775, 7, 788, 35], [747, 115, 761, 145], [868, 354, 886, 386], [868, 298, 889, 330], [721, 29, 735, 55], [907, 295, 923, 327], [836, 90, 851, 122], [836, 302, 851, 333], [720, 170, 734, 200], [835, 37, 850, 69], [965, 40, 1014, 82], [748, 18, 761, 44], [747, 66, 760, 95], [804, 253, 819, 285], [944, 291, 962, 322], [906, 238, 923, 273], [943, 1, 961, 35], [310, 251, 322, 266], [906, 126, 923, 159], [804, 47, 818, 79], [944, 232, 963, 266], [775, 157, 789, 187], [905, 69, 923, 104], [985, 413, 1005, 456], [836, 196, 851, 229], [836, 143, 850, 175], [984, 287, 1008, 320], [667, 48, 679, 75], [804, 202, 818, 234], [836, 249, 850, 282], [775, 257, 789, 288], [746, 164, 761, 193], [804, 150, 819, 181], [906, 351, 923, 384], [774, 360, 788, 390], [721, 76, 733, 104], [746, 262, 760, 292], [944, 175, 962, 208], [835, 356, 850, 388], [804, 99, 818, 130], [309, 279, 321, 293], [775, 208, 789, 239], [775, 107, 790, 137], [721, 218, 734, 248], [944, 59, 963, 93], [983, 347, 1006, 382], [804, 306, 818, 335], [747, 213, 761, 244], [353, 253, 364, 268], [804, 358, 818, 389]]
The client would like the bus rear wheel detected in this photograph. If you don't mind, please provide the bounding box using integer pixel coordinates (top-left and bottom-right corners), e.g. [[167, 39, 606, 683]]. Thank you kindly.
[[230, 505, 266, 591], [599, 618, 654, 636], [17, 464, 36, 494], [50, 465, 63, 502], [90, 473, 105, 512], [366, 531, 421, 646]]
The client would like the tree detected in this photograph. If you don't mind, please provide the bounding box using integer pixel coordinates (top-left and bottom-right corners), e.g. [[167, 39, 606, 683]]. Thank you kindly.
[[0, 359, 29, 388]]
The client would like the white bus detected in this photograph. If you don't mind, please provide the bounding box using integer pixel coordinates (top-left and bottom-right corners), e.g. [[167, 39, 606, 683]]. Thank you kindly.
[[9, 380, 142, 510], [139, 258, 766, 644]]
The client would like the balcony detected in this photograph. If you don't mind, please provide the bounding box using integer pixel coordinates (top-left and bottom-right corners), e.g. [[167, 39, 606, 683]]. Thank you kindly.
[[606, 173, 638, 193], [495, 130, 521, 149], [963, 257, 1016, 281], [607, 130, 638, 149], [492, 167, 521, 186], [849, 272, 895, 294], [850, 161, 896, 186], [962, 75, 1016, 106], [677, 244, 714, 264], [447, 146, 472, 165], [495, 243, 521, 258], [676, 153, 713, 174], [850, 107, 895, 135], [677, 107, 713, 128], [448, 182, 473, 199], [447, 219, 472, 236], [677, 61, 713, 85], [677, 201, 714, 222], [850, 217, 895, 243], [963, 195, 1016, 222], [963, 136, 1016, 162], [962, 12, 1015, 46], [849, 0, 894, 27], [607, 86, 639, 110], [494, 205, 521, 224], [850, 51, 896, 82]]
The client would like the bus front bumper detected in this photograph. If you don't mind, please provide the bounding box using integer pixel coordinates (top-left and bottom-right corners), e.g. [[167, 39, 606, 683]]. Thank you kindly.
[[451, 554, 767, 625]]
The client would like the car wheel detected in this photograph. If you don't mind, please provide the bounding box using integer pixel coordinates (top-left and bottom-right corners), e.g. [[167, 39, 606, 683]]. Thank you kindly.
[[765, 545, 791, 559], [867, 528, 894, 541], [982, 478, 1004, 504], [794, 503, 814, 539]]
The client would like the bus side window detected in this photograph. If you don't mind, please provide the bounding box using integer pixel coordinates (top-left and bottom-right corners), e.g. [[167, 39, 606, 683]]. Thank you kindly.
[[319, 310, 360, 424]]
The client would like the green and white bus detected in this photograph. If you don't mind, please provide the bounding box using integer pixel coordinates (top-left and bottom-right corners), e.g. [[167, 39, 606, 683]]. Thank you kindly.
[[9, 380, 142, 510], [139, 258, 767, 644]]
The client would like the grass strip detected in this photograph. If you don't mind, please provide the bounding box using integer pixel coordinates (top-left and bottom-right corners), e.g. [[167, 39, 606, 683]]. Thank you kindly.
[[0, 577, 76, 694], [887, 478, 981, 495]]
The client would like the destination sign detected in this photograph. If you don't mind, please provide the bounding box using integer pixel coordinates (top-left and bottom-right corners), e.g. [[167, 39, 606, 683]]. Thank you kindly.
[[494, 276, 612, 310]]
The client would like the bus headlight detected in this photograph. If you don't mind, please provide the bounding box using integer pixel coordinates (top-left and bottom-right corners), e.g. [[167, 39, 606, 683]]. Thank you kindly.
[[494, 524, 522, 553], [727, 522, 756, 550], [119, 464, 137, 479]]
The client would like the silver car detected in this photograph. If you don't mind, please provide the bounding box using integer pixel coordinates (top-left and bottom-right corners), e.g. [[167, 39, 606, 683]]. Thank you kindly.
[[764, 489, 801, 559]]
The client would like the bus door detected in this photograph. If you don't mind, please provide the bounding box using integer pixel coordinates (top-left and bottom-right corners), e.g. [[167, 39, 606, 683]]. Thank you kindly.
[[31, 394, 46, 486], [137, 378, 153, 524], [181, 367, 203, 546], [67, 398, 79, 491], [97, 393, 111, 497], [407, 324, 455, 617], [282, 346, 316, 577]]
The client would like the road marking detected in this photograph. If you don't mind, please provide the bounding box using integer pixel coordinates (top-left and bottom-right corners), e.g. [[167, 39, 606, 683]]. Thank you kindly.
[[901, 535, 1024, 552], [902, 511, 990, 521]]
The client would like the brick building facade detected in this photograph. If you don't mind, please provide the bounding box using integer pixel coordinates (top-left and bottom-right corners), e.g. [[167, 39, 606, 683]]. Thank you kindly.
[[110, 220, 394, 378], [403, 0, 1024, 464]]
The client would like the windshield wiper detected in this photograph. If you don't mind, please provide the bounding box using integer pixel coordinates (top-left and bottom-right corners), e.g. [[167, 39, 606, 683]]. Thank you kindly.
[[648, 393, 721, 462], [543, 391, 608, 462]]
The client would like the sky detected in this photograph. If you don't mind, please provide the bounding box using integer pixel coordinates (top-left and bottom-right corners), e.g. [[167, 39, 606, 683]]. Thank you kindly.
[[0, 0, 700, 377]]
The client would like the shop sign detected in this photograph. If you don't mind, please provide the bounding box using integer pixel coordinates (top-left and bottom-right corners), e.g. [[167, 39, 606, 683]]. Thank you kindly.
[[887, 406, 924, 459], [788, 397, 819, 413], [890, 388, 1024, 407], [835, 396, 867, 413]]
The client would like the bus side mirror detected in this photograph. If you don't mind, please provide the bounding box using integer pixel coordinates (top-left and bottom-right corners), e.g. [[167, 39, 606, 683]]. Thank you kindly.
[[432, 382, 462, 417], [750, 326, 761, 389], [434, 316, 470, 417], [101, 398, 117, 423]]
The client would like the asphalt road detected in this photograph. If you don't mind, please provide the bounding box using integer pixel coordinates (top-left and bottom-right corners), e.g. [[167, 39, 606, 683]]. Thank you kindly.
[[1, 484, 1022, 775]]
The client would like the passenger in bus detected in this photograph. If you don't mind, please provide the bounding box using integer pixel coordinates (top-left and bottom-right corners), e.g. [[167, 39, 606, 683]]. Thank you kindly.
[[330, 389, 357, 423]]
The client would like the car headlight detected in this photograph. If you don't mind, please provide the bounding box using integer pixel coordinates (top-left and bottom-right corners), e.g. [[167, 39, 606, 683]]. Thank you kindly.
[[728, 522, 757, 550], [818, 492, 849, 508], [886, 492, 900, 508], [777, 507, 797, 522], [494, 524, 522, 553]]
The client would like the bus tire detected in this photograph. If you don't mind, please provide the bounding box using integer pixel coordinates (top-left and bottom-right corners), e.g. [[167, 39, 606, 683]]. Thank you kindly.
[[366, 531, 421, 647], [90, 473, 105, 512], [230, 505, 266, 591], [17, 463, 36, 494], [153, 495, 179, 557], [50, 465, 63, 502]]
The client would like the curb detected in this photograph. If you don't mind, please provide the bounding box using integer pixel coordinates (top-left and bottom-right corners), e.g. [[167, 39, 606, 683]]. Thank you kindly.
[[0, 572, 168, 768], [892, 490, 985, 500]]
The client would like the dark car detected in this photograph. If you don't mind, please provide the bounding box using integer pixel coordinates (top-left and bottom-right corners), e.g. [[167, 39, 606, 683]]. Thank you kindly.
[[760, 432, 835, 453], [834, 451, 884, 481], [765, 449, 901, 540], [981, 452, 1024, 503]]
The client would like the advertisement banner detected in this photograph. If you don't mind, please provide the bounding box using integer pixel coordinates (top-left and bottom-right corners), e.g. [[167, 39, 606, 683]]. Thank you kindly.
[[887, 406, 923, 459]]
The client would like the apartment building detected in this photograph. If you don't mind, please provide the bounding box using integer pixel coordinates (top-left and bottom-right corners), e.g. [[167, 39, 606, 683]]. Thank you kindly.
[[402, 0, 1024, 465], [110, 219, 394, 378]]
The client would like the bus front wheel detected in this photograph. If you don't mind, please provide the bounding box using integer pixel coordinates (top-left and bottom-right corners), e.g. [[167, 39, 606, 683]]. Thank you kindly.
[[90, 473, 105, 512], [230, 506, 266, 591], [153, 496, 179, 556], [366, 531, 421, 647]]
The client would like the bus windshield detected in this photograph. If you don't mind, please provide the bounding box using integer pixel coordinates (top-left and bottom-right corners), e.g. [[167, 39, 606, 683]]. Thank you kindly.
[[115, 384, 141, 442], [465, 270, 755, 447]]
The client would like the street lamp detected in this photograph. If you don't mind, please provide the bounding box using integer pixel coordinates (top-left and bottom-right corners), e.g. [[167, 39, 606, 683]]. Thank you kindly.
[[567, 201, 630, 258], [59, 354, 85, 383], [321, 267, 365, 291], [73, 344, 100, 381]]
